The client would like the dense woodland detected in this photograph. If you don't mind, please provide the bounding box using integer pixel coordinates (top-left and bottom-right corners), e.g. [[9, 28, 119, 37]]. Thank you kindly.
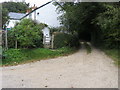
[[55, 2, 120, 49]]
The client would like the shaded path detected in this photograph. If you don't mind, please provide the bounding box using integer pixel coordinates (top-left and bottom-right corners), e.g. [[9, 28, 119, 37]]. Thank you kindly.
[[2, 43, 118, 88]]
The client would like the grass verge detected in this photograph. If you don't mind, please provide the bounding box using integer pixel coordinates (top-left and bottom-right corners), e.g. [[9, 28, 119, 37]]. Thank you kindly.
[[84, 42, 92, 54], [103, 49, 120, 66], [2, 47, 77, 66]]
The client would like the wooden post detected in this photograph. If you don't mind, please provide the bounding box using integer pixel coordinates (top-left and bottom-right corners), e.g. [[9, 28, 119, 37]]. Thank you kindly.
[[15, 39, 17, 49], [43, 36, 46, 48], [0, 31, 2, 46], [51, 34, 54, 49], [5, 29, 8, 50]]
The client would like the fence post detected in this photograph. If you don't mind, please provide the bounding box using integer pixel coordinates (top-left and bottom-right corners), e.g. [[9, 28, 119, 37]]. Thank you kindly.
[[51, 34, 54, 49], [5, 29, 8, 50]]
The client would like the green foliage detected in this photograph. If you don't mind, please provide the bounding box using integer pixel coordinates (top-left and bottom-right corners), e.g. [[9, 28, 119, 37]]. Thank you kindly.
[[69, 34, 80, 48], [2, 2, 29, 13], [93, 4, 120, 49], [54, 33, 70, 48], [55, 2, 120, 66], [2, 47, 76, 66], [2, 8, 9, 28], [8, 19, 46, 48], [56, 2, 103, 36], [49, 27, 61, 35], [56, 2, 119, 49], [54, 32, 80, 48], [49, 26, 67, 35], [103, 49, 120, 66]]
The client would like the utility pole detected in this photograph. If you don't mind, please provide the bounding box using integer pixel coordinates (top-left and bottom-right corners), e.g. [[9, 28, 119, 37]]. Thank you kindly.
[[15, 39, 17, 49]]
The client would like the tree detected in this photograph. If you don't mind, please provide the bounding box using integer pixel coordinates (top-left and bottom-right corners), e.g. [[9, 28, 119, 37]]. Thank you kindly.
[[94, 3, 120, 49], [8, 19, 47, 48], [2, 1, 29, 27], [55, 2, 104, 40], [2, 2, 29, 13], [2, 8, 9, 28], [55, 2, 120, 49]]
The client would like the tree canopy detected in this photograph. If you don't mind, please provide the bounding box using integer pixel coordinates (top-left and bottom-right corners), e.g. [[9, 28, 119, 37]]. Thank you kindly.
[[2, 1, 29, 28], [2, 2, 29, 13], [55, 2, 120, 49]]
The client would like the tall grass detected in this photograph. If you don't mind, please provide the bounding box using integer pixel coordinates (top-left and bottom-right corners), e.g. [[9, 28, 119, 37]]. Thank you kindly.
[[2, 47, 77, 66], [103, 49, 119, 66]]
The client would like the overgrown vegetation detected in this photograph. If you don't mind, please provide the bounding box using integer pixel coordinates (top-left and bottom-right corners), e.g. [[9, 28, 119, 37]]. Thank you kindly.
[[49, 26, 67, 35], [2, 2, 119, 66], [103, 49, 119, 66], [2, 18, 79, 66], [84, 42, 91, 54], [2, 2, 29, 13], [3, 19, 47, 49], [2, 47, 77, 66], [55, 2, 120, 64], [93, 3, 120, 49], [54, 32, 80, 48]]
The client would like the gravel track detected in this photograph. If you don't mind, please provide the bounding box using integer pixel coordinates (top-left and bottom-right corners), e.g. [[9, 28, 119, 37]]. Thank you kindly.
[[2, 44, 118, 88]]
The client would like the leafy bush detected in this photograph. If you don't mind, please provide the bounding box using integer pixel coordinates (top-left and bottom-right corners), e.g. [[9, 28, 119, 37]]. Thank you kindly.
[[6, 19, 47, 48], [69, 34, 80, 48], [53, 32, 80, 48]]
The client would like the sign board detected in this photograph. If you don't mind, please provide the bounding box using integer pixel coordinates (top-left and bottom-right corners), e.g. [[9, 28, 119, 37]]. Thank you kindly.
[[6, 28, 11, 30]]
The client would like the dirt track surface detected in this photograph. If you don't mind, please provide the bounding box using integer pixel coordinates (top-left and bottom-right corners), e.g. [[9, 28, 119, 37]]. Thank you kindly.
[[2, 45, 118, 88]]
